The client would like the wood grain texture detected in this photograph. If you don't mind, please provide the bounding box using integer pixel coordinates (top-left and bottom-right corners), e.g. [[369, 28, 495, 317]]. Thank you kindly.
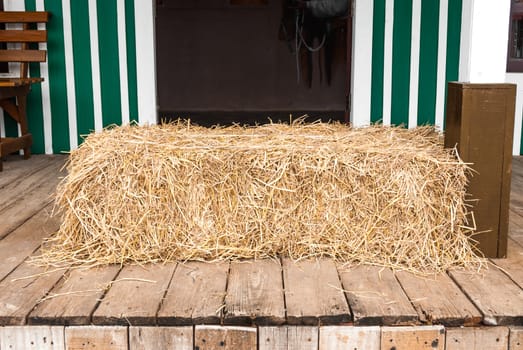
[[338, 265, 417, 325], [0, 204, 58, 282], [0, 49, 46, 62], [0, 325, 65, 350], [0, 155, 64, 212], [129, 326, 192, 350], [0, 157, 65, 239], [65, 326, 127, 350], [259, 326, 318, 350], [319, 326, 380, 350], [0, 258, 65, 325], [510, 327, 523, 349], [0, 155, 53, 188], [29, 265, 121, 325], [92, 263, 175, 326], [194, 325, 257, 350], [381, 326, 445, 350], [0, 11, 50, 23], [157, 261, 228, 325], [396, 272, 482, 326], [224, 260, 285, 325], [283, 258, 351, 325], [491, 238, 523, 288], [445, 327, 509, 350], [449, 267, 523, 325], [0, 30, 47, 42]]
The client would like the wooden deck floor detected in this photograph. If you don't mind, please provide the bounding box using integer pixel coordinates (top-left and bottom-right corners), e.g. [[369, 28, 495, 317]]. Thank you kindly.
[[1, 154, 523, 349]]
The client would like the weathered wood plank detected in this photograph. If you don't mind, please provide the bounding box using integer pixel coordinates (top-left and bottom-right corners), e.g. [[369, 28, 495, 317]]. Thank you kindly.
[[510, 327, 523, 349], [92, 263, 176, 325], [0, 203, 58, 282], [491, 238, 523, 288], [29, 265, 121, 325], [65, 326, 127, 350], [129, 326, 192, 350], [445, 327, 509, 350], [224, 260, 285, 325], [0, 325, 65, 349], [0, 155, 64, 211], [283, 258, 351, 325], [194, 325, 257, 350], [259, 326, 318, 350], [0, 157, 64, 239], [0, 154, 52, 188], [396, 272, 482, 326], [449, 267, 523, 325], [338, 265, 417, 325], [0, 258, 65, 325], [381, 326, 445, 350], [157, 261, 228, 325], [319, 326, 380, 349]]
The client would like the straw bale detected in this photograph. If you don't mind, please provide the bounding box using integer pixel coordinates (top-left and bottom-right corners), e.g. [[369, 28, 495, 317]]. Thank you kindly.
[[37, 121, 484, 272]]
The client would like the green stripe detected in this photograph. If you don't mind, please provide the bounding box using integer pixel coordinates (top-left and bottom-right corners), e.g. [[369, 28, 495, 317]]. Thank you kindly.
[[417, 0, 440, 126], [25, 0, 45, 154], [3, 103, 18, 138], [391, 0, 413, 126], [45, 0, 70, 153], [370, 0, 386, 124], [445, 0, 462, 127], [97, 0, 122, 126], [71, 0, 95, 145], [125, 0, 138, 123]]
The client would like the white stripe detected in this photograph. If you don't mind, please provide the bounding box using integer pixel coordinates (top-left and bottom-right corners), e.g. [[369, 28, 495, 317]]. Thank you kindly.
[[351, 0, 373, 127], [62, 0, 78, 150], [0, 110, 5, 138], [36, 0, 53, 154], [135, 0, 157, 125], [434, 0, 448, 131], [117, 0, 130, 125], [458, 0, 473, 82], [88, 0, 103, 132], [408, 0, 421, 129], [382, 0, 394, 126], [506, 74, 523, 155]]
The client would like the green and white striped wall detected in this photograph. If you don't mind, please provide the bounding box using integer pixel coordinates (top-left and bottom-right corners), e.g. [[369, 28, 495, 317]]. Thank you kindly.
[[1, 0, 522, 155], [0, 0, 155, 154], [352, 0, 523, 155]]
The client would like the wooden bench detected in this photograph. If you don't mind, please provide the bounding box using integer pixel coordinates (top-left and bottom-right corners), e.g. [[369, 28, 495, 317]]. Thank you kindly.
[[0, 11, 50, 171]]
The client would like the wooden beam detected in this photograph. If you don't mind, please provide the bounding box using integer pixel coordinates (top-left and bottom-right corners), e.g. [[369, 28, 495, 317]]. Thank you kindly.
[[157, 261, 229, 325], [338, 265, 418, 326], [445, 327, 509, 350], [92, 263, 176, 326], [0, 11, 49, 23], [0, 326, 65, 350], [283, 258, 351, 325], [224, 260, 285, 325], [129, 326, 192, 350], [65, 326, 127, 350], [259, 326, 318, 350], [0, 49, 46, 62], [0, 30, 46, 42], [194, 325, 257, 350], [319, 326, 380, 349], [381, 326, 445, 350]]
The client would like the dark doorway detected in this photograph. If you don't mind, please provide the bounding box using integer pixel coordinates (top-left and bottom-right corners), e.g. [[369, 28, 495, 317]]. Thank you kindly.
[[155, 0, 350, 126]]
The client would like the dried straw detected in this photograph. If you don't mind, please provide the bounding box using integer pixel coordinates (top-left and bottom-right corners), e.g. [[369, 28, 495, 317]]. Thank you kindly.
[[36, 121, 485, 272]]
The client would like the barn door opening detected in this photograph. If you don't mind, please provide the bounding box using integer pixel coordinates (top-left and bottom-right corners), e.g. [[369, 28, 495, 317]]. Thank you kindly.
[[155, 0, 352, 125]]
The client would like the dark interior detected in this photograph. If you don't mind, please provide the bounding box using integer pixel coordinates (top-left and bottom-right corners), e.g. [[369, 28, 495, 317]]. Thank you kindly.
[[155, 0, 349, 126]]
